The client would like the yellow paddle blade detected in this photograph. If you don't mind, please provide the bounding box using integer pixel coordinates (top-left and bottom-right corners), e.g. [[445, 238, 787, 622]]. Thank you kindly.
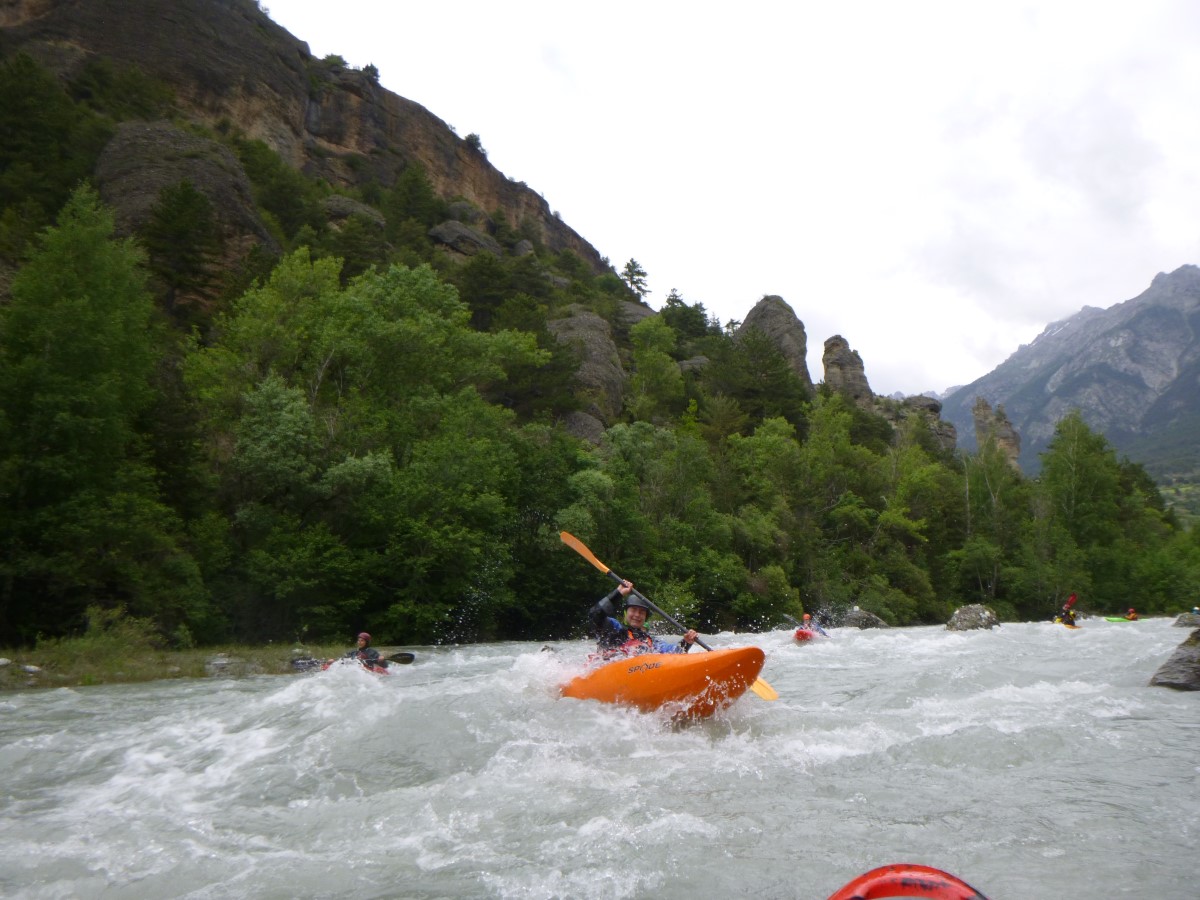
[[750, 677, 778, 701], [559, 531, 610, 574]]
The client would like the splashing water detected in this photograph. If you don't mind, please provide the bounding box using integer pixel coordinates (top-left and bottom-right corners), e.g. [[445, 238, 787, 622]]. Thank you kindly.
[[1, 620, 1195, 898]]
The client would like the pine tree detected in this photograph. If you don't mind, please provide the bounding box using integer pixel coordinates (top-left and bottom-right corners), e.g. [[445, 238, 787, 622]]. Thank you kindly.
[[621, 258, 649, 298], [142, 179, 222, 316]]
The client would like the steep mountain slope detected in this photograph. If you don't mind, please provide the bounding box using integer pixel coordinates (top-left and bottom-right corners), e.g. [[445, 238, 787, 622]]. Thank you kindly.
[[0, 0, 608, 272], [941, 264, 1200, 492]]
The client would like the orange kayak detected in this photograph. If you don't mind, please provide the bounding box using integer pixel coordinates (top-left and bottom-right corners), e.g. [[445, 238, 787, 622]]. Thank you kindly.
[[560, 647, 765, 718]]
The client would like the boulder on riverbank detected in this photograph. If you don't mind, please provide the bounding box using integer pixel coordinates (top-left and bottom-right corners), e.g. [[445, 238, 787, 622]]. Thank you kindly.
[[946, 604, 1000, 631], [1149, 629, 1200, 691], [841, 607, 889, 629], [1173, 611, 1200, 627], [204, 653, 262, 678]]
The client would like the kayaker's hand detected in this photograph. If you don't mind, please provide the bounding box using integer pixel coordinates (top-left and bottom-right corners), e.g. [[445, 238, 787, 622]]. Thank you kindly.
[[682, 629, 698, 645], [616, 580, 633, 597]]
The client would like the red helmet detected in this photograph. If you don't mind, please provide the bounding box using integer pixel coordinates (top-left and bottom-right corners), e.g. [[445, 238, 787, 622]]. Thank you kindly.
[[357, 632, 371, 642], [1128, 608, 1135, 614]]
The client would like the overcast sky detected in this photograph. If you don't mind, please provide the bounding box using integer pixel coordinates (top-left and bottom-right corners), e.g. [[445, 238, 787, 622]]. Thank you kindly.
[[263, 0, 1200, 396]]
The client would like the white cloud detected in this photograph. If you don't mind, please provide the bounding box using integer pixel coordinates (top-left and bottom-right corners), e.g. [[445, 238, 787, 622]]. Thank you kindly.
[[264, 0, 1200, 395]]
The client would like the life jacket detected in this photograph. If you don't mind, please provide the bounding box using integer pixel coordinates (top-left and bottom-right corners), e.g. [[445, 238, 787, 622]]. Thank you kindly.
[[597, 624, 656, 659]]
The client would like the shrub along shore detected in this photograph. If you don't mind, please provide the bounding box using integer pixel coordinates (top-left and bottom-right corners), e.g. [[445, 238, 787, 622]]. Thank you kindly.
[[0, 628, 347, 691]]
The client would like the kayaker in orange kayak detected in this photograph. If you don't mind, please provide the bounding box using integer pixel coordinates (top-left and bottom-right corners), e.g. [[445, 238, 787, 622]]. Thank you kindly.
[[589, 580, 698, 659]]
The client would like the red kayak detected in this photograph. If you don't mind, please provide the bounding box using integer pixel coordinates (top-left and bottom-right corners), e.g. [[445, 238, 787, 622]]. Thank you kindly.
[[826, 863, 989, 899], [794, 628, 817, 642]]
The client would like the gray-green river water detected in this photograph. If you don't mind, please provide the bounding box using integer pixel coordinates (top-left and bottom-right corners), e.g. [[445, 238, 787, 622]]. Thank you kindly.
[[2, 619, 1196, 898]]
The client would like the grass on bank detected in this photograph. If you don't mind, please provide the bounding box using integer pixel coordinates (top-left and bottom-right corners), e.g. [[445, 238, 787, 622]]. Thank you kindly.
[[0, 606, 347, 690]]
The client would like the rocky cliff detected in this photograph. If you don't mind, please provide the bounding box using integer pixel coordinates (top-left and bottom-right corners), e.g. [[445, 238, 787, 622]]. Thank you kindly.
[[736, 297, 957, 452], [971, 398, 1021, 469], [1, 0, 966, 456], [0, 0, 609, 272], [735, 295, 815, 392], [941, 265, 1200, 484], [822, 335, 873, 408]]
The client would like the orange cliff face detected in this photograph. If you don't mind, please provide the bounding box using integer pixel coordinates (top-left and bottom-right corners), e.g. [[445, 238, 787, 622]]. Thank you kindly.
[[2, 0, 609, 272]]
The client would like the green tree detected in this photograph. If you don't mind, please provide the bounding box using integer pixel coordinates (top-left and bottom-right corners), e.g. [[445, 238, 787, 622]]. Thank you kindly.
[[67, 57, 175, 120], [317, 213, 391, 282], [660, 289, 714, 345], [699, 329, 810, 428], [1035, 411, 1186, 613], [142, 179, 223, 317], [185, 253, 548, 642], [233, 137, 326, 241], [0, 187, 206, 644], [382, 163, 448, 233], [625, 315, 684, 422], [950, 437, 1030, 606], [620, 258, 649, 298], [0, 53, 112, 260], [1039, 410, 1122, 548]]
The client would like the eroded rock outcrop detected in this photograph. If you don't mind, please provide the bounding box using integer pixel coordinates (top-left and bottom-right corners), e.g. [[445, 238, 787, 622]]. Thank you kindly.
[[547, 306, 626, 442], [896, 395, 958, 452], [972, 398, 1021, 468], [94, 121, 277, 253], [322, 195, 385, 231], [946, 604, 1000, 631], [735, 295, 815, 392], [823, 335, 873, 408], [841, 608, 889, 629], [428, 220, 503, 258]]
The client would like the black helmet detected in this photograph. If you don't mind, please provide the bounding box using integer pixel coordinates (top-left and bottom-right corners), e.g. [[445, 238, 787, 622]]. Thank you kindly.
[[624, 594, 652, 616]]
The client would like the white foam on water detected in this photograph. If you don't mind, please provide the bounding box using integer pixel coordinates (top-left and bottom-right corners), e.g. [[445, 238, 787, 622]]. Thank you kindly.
[[2, 620, 1197, 899]]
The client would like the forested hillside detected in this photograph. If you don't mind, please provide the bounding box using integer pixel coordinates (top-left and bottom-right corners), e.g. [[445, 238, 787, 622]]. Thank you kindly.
[[2, 14, 1200, 650]]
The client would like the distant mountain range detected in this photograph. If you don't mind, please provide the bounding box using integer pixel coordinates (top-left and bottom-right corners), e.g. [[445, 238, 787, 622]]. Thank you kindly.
[[939, 265, 1200, 511]]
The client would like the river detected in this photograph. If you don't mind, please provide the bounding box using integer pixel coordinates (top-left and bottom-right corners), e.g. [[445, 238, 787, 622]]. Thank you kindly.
[[1, 618, 1196, 899]]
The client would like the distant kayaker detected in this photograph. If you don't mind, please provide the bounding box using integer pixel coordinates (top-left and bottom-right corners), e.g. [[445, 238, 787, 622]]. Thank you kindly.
[[802, 613, 829, 637], [1124, 608, 1139, 620], [343, 632, 384, 668], [589, 580, 698, 659], [1058, 593, 1078, 626]]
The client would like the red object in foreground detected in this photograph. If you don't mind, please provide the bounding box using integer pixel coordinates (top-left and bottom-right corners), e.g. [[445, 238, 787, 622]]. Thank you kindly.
[[794, 628, 817, 642], [826, 863, 989, 900]]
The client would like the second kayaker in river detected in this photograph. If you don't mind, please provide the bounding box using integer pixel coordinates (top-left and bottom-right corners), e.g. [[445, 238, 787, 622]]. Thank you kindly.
[[589, 579, 698, 659]]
